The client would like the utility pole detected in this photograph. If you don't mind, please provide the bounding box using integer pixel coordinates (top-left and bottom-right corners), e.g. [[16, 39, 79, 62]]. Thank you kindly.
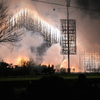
[[66, 0, 71, 73]]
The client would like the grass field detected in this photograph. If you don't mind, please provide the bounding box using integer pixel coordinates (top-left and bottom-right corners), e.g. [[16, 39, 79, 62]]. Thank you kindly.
[[0, 73, 100, 81]]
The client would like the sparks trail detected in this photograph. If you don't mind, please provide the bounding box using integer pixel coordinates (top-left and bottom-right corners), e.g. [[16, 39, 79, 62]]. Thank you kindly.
[[8, 8, 61, 47]]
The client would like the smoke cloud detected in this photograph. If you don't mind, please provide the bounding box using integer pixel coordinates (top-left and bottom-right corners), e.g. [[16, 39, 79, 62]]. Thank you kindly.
[[0, 28, 44, 65], [42, 43, 63, 67], [1, 0, 100, 72], [0, 27, 63, 69]]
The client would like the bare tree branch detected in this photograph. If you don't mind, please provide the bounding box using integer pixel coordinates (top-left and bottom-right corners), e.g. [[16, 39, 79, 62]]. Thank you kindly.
[[0, 1, 23, 45]]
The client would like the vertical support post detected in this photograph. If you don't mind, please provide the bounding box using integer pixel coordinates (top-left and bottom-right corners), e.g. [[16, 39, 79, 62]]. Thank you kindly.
[[66, 0, 70, 73]]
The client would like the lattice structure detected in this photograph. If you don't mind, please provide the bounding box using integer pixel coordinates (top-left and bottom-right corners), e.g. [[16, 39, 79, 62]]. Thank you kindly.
[[80, 51, 100, 73], [60, 19, 76, 55], [8, 8, 61, 47]]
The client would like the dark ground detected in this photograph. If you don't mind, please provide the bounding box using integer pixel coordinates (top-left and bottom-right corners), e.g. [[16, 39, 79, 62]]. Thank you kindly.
[[0, 73, 100, 100]]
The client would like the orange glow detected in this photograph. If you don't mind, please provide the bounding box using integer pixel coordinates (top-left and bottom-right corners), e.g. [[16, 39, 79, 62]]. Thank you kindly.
[[41, 63, 53, 67], [60, 59, 80, 72], [16, 56, 29, 66], [71, 66, 80, 72], [17, 57, 22, 65], [71, 66, 75, 72], [72, 66, 75, 69]]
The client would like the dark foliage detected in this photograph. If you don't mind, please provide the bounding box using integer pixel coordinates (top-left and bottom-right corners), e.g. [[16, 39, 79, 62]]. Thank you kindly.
[[0, 61, 55, 76]]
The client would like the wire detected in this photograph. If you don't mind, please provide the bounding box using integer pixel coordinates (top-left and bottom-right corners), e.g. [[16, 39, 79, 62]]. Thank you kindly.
[[71, 6, 100, 12], [31, 0, 66, 6], [31, 0, 100, 12]]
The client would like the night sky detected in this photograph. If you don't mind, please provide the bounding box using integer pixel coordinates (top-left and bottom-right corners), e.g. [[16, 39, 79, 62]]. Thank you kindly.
[[1, 0, 100, 72]]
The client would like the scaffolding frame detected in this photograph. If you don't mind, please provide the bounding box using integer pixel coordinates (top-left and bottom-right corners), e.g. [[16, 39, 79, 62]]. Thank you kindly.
[[80, 51, 100, 73], [60, 19, 76, 55]]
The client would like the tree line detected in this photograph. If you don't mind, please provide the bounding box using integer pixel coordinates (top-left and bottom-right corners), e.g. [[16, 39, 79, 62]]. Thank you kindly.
[[0, 61, 55, 76]]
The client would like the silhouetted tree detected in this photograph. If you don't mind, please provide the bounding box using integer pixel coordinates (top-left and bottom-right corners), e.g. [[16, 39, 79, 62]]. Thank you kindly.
[[0, 61, 9, 68], [60, 68, 66, 73], [42, 65, 55, 75], [0, 61, 9, 76], [0, 1, 23, 45]]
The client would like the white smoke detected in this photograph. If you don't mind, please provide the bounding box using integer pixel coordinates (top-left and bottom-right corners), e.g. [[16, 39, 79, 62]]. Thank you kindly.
[[42, 43, 63, 67], [0, 28, 44, 65], [0, 27, 64, 69], [0, 0, 81, 71]]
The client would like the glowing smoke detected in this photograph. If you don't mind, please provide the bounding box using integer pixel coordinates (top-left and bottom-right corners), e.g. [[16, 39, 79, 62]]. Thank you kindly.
[[0, 28, 44, 65], [6, 0, 100, 72], [0, 0, 83, 71], [42, 43, 63, 67], [0, 2, 63, 68], [0, 27, 64, 69]]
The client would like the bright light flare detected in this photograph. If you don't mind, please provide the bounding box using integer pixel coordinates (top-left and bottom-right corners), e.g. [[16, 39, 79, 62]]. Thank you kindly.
[[60, 59, 80, 72], [16, 56, 29, 66], [60, 59, 67, 69], [71, 66, 75, 72]]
